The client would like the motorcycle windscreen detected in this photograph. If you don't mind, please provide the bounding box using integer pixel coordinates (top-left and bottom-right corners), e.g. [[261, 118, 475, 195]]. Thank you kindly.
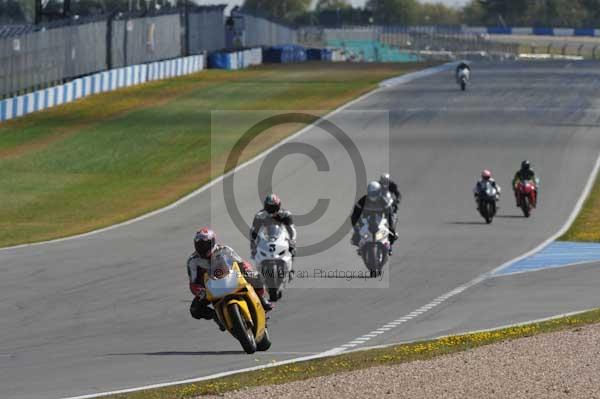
[[206, 271, 240, 298], [206, 253, 240, 298], [264, 224, 283, 241]]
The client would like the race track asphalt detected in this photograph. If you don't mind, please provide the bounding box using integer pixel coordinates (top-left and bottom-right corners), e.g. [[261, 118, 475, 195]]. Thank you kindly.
[[1, 60, 599, 399]]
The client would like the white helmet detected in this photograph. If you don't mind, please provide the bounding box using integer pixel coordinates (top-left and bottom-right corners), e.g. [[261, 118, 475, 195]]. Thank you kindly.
[[380, 173, 391, 189], [367, 181, 381, 202]]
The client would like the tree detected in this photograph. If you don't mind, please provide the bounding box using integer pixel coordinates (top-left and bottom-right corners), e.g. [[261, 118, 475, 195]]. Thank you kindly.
[[242, 0, 311, 21], [366, 0, 418, 25], [0, 0, 31, 23], [315, 0, 351, 11], [461, 0, 485, 25], [580, 0, 600, 25], [478, 0, 529, 25]]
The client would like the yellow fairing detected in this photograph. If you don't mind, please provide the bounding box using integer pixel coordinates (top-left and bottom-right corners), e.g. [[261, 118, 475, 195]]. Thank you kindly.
[[207, 263, 267, 341]]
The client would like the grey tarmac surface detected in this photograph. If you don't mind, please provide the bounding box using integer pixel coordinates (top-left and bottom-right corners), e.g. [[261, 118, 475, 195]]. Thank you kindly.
[[1, 61, 600, 399]]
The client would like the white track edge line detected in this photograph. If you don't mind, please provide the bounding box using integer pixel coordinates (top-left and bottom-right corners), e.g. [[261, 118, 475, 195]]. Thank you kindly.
[[343, 307, 596, 354], [2, 62, 456, 254], [61, 307, 595, 399]]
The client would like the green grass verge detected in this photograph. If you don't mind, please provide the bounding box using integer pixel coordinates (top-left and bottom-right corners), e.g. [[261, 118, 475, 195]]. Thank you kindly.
[[561, 172, 600, 242], [100, 308, 600, 399], [0, 62, 437, 248]]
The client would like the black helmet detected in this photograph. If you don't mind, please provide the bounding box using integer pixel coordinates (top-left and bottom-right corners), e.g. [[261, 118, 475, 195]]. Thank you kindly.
[[194, 227, 217, 259], [264, 193, 281, 215], [521, 160, 531, 171]]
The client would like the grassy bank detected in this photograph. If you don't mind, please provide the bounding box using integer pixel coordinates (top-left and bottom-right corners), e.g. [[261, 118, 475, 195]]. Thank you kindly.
[[561, 172, 600, 242], [100, 308, 600, 399], [0, 62, 435, 248]]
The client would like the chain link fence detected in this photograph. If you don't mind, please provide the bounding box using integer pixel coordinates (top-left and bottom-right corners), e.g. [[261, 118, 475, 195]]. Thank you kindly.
[[0, 7, 299, 99], [299, 26, 520, 62], [242, 13, 297, 48]]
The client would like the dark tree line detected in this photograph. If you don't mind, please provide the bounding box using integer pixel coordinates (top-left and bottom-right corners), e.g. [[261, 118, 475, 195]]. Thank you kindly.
[[4, 0, 600, 27]]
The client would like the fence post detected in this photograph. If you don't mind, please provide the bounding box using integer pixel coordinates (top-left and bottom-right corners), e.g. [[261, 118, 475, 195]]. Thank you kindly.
[[183, 1, 190, 56], [578, 44, 585, 57], [546, 43, 552, 55], [593, 45, 599, 59], [106, 14, 113, 70], [562, 43, 568, 56]]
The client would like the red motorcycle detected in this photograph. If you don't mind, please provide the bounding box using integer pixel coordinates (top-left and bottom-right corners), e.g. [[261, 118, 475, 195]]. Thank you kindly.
[[516, 180, 537, 217]]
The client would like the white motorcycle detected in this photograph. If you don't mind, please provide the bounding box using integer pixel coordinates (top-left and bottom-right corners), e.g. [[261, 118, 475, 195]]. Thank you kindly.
[[477, 181, 499, 224], [457, 67, 470, 91], [357, 212, 391, 278], [253, 224, 293, 302]]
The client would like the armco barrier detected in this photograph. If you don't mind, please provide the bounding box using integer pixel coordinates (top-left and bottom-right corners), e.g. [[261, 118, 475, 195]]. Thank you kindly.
[[207, 48, 262, 70], [0, 54, 204, 123]]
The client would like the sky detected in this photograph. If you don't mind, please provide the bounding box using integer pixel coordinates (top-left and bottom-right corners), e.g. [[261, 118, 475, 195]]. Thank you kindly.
[[191, 0, 469, 10]]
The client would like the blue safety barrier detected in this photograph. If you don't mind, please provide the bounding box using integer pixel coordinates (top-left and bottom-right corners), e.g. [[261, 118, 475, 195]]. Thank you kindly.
[[207, 48, 262, 70], [532, 27, 554, 36], [477, 25, 598, 37], [487, 27, 512, 35], [306, 48, 332, 61], [574, 28, 595, 37], [263, 45, 307, 64]]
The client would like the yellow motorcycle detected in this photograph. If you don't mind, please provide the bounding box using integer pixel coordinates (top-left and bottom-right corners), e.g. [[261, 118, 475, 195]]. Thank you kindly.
[[204, 253, 271, 354]]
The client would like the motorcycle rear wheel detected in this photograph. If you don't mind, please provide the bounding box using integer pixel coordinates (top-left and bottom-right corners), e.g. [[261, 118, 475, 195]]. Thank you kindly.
[[228, 303, 257, 354]]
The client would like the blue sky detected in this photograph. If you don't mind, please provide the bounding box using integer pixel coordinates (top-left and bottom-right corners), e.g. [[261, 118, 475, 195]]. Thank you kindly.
[[192, 0, 469, 9]]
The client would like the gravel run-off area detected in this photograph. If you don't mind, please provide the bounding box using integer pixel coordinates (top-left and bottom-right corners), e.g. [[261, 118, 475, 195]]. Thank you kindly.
[[204, 323, 600, 399]]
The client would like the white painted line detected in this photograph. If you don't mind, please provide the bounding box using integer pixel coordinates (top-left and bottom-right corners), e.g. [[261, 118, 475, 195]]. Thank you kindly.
[[349, 307, 596, 354], [2, 63, 450, 254]]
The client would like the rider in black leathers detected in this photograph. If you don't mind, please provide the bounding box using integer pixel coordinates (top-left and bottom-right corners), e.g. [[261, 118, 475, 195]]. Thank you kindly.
[[351, 181, 397, 255]]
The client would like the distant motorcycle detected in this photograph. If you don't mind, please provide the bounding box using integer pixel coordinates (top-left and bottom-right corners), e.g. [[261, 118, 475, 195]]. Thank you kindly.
[[477, 181, 498, 224], [457, 68, 470, 91], [516, 179, 538, 218], [253, 224, 293, 302], [357, 213, 391, 277], [204, 253, 271, 354]]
